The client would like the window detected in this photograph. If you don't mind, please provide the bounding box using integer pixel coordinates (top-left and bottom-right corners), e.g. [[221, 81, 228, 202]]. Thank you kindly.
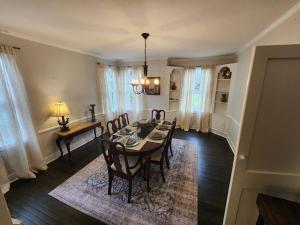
[[123, 68, 134, 110], [191, 68, 203, 113], [105, 66, 119, 113], [98, 65, 143, 121]]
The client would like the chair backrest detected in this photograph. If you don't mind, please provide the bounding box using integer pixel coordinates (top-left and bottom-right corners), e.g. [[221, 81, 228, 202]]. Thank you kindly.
[[119, 113, 129, 128], [151, 109, 166, 120], [106, 118, 121, 135], [166, 118, 177, 148], [101, 139, 132, 175]]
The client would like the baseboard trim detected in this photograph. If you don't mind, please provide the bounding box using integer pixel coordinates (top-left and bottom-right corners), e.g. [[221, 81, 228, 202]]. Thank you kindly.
[[210, 128, 227, 138], [226, 136, 236, 155], [44, 132, 99, 164], [210, 128, 236, 154]]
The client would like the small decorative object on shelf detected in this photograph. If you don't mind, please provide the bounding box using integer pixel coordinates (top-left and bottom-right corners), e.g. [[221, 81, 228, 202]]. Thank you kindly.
[[52, 101, 70, 132], [218, 66, 232, 79], [221, 94, 228, 102], [89, 104, 96, 122], [171, 81, 177, 90]]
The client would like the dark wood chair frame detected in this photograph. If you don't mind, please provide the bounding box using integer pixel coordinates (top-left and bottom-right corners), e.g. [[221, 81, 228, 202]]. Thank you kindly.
[[148, 121, 176, 182], [151, 109, 166, 121], [106, 118, 121, 136], [119, 113, 130, 128], [169, 118, 177, 157], [101, 139, 144, 203]]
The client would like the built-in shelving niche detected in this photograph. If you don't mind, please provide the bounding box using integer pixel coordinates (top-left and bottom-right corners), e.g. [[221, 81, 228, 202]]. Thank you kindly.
[[213, 66, 232, 114], [168, 68, 183, 111]]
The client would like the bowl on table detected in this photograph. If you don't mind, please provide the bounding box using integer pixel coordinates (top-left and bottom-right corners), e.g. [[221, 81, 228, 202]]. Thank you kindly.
[[125, 137, 139, 147], [131, 122, 139, 127], [156, 125, 170, 131], [162, 121, 172, 125], [118, 128, 134, 135], [148, 131, 166, 140]]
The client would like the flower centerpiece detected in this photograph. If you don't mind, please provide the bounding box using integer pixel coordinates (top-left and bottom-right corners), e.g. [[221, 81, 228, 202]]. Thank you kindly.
[[137, 121, 155, 138]]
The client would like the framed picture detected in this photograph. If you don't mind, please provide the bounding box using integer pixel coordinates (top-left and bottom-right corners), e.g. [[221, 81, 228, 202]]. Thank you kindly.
[[145, 77, 160, 95]]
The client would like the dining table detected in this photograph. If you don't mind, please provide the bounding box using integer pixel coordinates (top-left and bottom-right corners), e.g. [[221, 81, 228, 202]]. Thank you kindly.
[[112, 119, 171, 191]]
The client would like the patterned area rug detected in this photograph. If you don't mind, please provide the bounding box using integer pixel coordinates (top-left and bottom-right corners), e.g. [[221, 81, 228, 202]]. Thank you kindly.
[[49, 139, 198, 225]]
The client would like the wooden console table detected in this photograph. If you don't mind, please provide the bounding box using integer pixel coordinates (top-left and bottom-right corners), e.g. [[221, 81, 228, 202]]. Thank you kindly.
[[55, 120, 103, 159], [256, 193, 300, 225]]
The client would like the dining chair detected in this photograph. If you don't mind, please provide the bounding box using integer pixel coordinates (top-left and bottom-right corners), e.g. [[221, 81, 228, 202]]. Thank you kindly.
[[119, 113, 129, 128], [101, 139, 143, 203], [169, 118, 177, 157], [151, 109, 166, 121], [148, 128, 173, 182], [106, 118, 121, 136]]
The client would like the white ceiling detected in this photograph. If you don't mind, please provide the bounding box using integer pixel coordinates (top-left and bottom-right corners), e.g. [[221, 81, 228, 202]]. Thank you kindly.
[[0, 0, 298, 60]]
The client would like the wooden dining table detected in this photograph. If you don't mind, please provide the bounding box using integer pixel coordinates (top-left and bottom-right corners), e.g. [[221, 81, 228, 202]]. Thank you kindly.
[[112, 120, 171, 191]]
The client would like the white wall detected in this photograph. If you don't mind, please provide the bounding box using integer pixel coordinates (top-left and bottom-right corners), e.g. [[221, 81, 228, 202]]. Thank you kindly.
[[144, 60, 169, 110], [225, 8, 300, 155], [0, 33, 109, 170], [224, 6, 300, 225]]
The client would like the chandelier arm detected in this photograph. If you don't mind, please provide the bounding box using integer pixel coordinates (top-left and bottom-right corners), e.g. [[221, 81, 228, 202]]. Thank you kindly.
[[133, 84, 143, 94]]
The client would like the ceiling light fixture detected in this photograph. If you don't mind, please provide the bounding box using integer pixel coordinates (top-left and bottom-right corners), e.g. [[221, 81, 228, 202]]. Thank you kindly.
[[131, 33, 150, 94]]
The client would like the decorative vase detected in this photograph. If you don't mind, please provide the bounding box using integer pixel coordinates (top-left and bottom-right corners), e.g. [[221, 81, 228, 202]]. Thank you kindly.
[[171, 82, 177, 90], [221, 94, 228, 102]]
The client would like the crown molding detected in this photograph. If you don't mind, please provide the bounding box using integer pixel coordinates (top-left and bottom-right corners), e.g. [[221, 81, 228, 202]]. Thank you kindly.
[[167, 54, 237, 67], [238, 1, 300, 53], [0, 30, 114, 60]]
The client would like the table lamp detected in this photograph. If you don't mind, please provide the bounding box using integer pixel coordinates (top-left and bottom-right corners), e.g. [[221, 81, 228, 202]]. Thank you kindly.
[[52, 102, 70, 132]]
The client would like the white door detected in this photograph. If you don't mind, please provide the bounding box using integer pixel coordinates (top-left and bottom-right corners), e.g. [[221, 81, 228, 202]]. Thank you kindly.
[[223, 45, 300, 225]]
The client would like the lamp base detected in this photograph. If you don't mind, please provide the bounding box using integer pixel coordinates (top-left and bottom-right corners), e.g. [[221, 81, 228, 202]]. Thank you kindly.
[[58, 116, 70, 132], [60, 125, 70, 132]]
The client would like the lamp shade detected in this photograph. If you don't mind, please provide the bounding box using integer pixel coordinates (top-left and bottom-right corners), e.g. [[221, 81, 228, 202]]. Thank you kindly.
[[52, 102, 70, 117]]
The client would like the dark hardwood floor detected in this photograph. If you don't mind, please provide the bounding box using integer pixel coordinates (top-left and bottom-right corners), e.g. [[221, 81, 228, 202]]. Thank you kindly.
[[5, 130, 233, 225]]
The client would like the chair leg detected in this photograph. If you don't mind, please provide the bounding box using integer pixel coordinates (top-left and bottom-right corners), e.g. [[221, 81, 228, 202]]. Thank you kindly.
[[128, 178, 132, 203], [165, 152, 170, 170], [143, 166, 147, 181], [108, 172, 112, 195], [170, 142, 173, 157], [147, 163, 151, 192], [160, 162, 165, 182]]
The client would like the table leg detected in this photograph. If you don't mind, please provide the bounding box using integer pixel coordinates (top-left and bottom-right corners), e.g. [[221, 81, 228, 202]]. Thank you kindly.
[[63, 139, 72, 160], [56, 138, 63, 158], [144, 154, 151, 192], [256, 214, 264, 225]]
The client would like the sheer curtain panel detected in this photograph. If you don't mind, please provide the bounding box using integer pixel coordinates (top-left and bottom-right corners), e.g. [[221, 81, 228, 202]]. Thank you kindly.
[[179, 67, 214, 132], [97, 64, 119, 121], [99, 65, 144, 122], [129, 66, 144, 121], [0, 45, 47, 193]]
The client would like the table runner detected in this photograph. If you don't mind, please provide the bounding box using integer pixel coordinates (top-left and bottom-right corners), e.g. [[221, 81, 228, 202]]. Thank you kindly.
[[113, 121, 170, 151]]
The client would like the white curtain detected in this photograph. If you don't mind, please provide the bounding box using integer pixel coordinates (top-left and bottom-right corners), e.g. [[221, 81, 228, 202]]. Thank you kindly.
[[0, 45, 47, 193], [129, 66, 144, 121], [179, 67, 214, 132], [97, 64, 119, 121], [98, 64, 143, 122]]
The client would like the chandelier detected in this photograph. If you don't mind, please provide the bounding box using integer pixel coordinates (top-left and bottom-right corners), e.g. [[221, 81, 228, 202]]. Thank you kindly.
[[131, 33, 150, 94]]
